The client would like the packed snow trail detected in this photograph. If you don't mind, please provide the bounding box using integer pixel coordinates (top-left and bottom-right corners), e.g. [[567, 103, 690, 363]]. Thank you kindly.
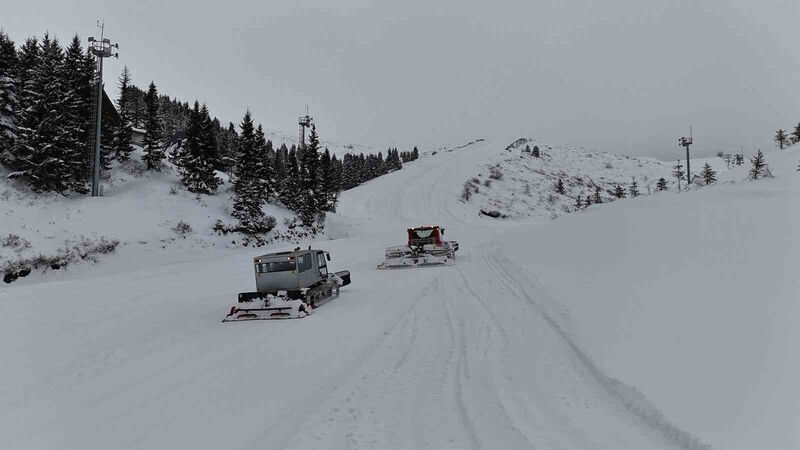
[[1, 139, 720, 449]]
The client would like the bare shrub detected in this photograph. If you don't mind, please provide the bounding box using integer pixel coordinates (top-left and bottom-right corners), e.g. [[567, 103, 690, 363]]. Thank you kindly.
[[169, 186, 178, 195], [461, 182, 473, 202], [2, 234, 31, 250], [172, 221, 193, 236], [489, 166, 504, 180]]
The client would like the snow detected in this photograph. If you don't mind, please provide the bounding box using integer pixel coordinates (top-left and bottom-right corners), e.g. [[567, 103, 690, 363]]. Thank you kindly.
[[1, 136, 798, 449]]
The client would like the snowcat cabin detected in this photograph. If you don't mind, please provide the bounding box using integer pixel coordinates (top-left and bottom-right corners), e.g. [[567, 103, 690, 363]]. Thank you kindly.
[[253, 249, 331, 294], [407, 226, 444, 249]]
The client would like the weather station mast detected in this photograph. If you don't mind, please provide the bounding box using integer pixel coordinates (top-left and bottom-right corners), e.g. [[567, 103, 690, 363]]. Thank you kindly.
[[298, 106, 313, 149], [678, 126, 693, 184], [88, 20, 119, 197]]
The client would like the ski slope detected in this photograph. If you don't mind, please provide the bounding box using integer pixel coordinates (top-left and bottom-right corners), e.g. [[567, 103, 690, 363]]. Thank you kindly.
[[1, 139, 797, 449]]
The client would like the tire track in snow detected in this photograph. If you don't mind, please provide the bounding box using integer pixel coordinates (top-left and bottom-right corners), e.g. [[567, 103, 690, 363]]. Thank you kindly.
[[481, 245, 711, 450]]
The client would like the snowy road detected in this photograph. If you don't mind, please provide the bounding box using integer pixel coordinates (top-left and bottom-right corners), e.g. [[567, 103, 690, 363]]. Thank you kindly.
[[2, 140, 715, 449]]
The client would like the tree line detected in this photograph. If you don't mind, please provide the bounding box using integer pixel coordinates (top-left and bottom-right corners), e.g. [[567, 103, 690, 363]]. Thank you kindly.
[[0, 30, 421, 234]]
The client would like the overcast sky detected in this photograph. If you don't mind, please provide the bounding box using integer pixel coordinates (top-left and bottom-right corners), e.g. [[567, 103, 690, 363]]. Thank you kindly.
[[4, 0, 799, 159]]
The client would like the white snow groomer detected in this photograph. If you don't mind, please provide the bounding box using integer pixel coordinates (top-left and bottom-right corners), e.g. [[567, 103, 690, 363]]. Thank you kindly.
[[378, 225, 459, 269], [223, 248, 351, 322]]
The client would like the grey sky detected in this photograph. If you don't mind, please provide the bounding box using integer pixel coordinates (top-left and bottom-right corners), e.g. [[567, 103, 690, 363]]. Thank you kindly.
[[4, 0, 799, 159]]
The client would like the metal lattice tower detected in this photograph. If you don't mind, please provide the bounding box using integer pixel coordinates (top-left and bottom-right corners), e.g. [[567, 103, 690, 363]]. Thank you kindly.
[[678, 126, 693, 184]]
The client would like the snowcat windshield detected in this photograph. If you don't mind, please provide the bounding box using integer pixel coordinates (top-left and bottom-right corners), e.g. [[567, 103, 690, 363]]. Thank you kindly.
[[412, 229, 434, 238]]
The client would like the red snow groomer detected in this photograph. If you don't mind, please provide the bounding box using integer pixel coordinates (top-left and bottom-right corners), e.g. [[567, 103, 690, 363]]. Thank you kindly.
[[377, 225, 459, 269]]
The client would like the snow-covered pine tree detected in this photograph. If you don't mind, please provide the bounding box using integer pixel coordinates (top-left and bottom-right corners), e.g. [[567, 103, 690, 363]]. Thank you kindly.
[[656, 177, 668, 191], [593, 186, 602, 203], [318, 148, 340, 212], [701, 163, 717, 185], [142, 81, 163, 170], [412, 146, 419, 160], [749, 149, 768, 180], [110, 66, 133, 161], [198, 103, 220, 184], [252, 125, 270, 200], [60, 34, 93, 192], [532, 146, 540, 157], [628, 178, 640, 197], [285, 145, 300, 210], [232, 110, 269, 232], [0, 31, 18, 156], [613, 184, 626, 199], [556, 178, 564, 194], [574, 195, 582, 210], [672, 160, 685, 191], [8, 34, 82, 193], [262, 138, 275, 201], [774, 129, 788, 150], [298, 124, 321, 226], [273, 143, 287, 204], [791, 123, 800, 145], [178, 101, 219, 193]]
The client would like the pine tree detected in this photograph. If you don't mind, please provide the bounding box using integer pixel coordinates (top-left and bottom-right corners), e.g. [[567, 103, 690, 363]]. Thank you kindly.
[[177, 101, 219, 193], [532, 145, 540, 157], [656, 177, 668, 191], [574, 195, 582, 210], [412, 146, 419, 160], [556, 178, 565, 194], [231, 110, 268, 232], [252, 124, 270, 200], [141, 81, 163, 170], [672, 160, 685, 191], [613, 184, 626, 199], [60, 34, 93, 192], [285, 145, 300, 210], [0, 31, 18, 156], [298, 124, 322, 226], [524, 144, 531, 153], [749, 149, 768, 180], [110, 66, 133, 161], [8, 34, 83, 193], [791, 123, 800, 145], [774, 129, 788, 149], [585, 195, 592, 207], [593, 186, 602, 203], [701, 162, 717, 185], [628, 178, 640, 197], [273, 143, 287, 204]]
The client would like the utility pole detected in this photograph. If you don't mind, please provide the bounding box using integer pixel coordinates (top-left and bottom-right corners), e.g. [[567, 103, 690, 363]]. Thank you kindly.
[[298, 105, 312, 149], [678, 126, 693, 185], [88, 20, 119, 197]]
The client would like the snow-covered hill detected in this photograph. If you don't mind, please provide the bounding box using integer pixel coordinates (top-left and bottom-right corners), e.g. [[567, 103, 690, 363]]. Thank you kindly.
[[1, 137, 797, 449]]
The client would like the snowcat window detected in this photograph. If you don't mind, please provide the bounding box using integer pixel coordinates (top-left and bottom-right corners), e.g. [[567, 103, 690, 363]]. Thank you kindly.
[[297, 254, 312, 272], [257, 261, 296, 273], [413, 229, 434, 238]]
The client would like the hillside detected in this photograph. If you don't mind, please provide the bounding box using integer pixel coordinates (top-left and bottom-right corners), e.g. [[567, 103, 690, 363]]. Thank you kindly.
[[1, 137, 797, 449]]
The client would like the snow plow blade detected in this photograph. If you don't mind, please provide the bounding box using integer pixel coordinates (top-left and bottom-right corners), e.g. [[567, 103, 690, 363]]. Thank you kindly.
[[377, 248, 456, 269], [223, 291, 311, 322]]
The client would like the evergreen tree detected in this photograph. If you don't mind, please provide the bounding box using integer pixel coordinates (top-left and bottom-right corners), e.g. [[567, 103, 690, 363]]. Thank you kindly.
[[628, 178, 640, 197], [8, 34, 83, 192], [298, 124, 321, 226], [574, 195, 582, 210], [584, 195, 592, 207], [701, 163, 717, 185], [231, 110, 268, 232], [613, 184, 626, 199], [524, 144, 531, 153], [749, 149, 768, 179], [593, 186, 603, 203], [672, 160, 685, 191], [252, 125, 270, 199], [142, 81, 163, 170], [656, 177, 668, 191], [110, 66, 133, 161], [285, 145, 300, 210], [532, 145, 540, 157], [412, 146, 419, 160], [273, 143, 287, 204], [774, 129, 788, 149], [556, 178, 565, 194], [791, 123, 800, 145], [0, 31, 18, 155], [59, 34, 93, 192], [177, 101, 219, 193]]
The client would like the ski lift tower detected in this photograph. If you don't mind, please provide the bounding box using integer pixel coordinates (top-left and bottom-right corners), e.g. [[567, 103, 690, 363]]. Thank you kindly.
[[87, 20, 119, 197], [678, 126, 693, 184], [298, 106, 313, 149]]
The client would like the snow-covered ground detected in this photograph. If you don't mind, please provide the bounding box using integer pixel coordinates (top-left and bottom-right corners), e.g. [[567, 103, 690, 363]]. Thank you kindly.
[[0, 138, 797, 449]]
